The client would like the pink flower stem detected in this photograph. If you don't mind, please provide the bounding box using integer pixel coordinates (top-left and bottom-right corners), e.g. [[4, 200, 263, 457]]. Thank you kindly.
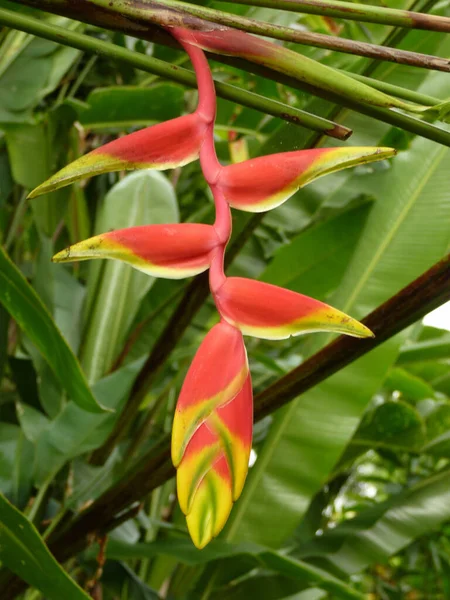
[[170, 27, 231, 298]]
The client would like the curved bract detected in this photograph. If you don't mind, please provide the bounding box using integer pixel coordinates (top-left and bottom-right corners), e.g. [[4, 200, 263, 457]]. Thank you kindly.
[[52, 224, 219, 279], [215, 277, 374, 340], [220, 147, 396, 212], [172, 321, 253, 548], [28, 113, 208, 198]]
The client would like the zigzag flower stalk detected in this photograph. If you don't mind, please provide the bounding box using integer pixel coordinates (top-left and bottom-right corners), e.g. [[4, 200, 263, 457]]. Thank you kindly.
[[34, 27, 396, 549]]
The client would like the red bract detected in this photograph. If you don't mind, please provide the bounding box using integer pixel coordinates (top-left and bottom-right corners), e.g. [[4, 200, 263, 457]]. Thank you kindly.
[[219, 147, 395, 212], [215, 277, 373, 340], [28, 113, 208, 199], [52, 224, 219, 279], [33, 26, 394, 549]]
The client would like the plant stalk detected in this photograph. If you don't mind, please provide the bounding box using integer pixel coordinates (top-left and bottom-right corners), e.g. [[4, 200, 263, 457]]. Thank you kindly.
[[337, 70, 439, 107], [90, 210, 259, 463], [224, 0, 450, 32]]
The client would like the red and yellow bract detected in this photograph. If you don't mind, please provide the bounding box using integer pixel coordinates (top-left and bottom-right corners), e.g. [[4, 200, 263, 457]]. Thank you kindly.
[[215, 277, 374, 340], [219, 147, 395, 212], [28, 113, 208, 199], [172, 321, 252, 548], [52, 224, 219, 279]]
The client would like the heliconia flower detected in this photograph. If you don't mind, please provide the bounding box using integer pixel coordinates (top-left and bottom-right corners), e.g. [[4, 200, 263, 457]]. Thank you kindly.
[[218, 146, 396, 212], [28, 113, 208, 199], [52, 224, 220, 279], [172, 321, 253, 549], [215, 278, 373, 339]]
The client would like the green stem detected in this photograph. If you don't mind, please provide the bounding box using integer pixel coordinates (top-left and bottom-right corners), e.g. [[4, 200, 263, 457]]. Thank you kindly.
[[68, 53, 97, 98], [224, 0, 450, 32], [26, 479, 50, 524], [142, 0, 450, 72], [43, 505, 69, 540], [327, 92, 450, 147], [4, 191, 28, 252], [0, 7, 350, 140], [338, 70, 440, 107]]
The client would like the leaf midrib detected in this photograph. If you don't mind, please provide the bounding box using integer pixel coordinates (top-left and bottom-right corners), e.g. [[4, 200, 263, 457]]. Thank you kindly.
[[342, 145, 448, 314]]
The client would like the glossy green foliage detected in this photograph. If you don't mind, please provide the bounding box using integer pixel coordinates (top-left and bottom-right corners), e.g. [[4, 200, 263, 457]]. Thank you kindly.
[[0, 494, 90, 599], [0, 1, 450, 599], [0, 245, 106, 412]]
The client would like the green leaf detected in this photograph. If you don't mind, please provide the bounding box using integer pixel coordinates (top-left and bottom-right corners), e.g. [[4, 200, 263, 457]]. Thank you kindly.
[[100, 539, 364, 599], [101, 561, 161, 600], [0, 244, 106, 413], [0, 303, 7, 381], [384, 367, 436, 401], [75, 84, 184, 129], [0, 493, 90, 599], [397, 337, 450, 364], [34, 358, 144, 485], [261, 202, 372, 298], [0, 16, 80, 123], [227, 135, 450, 548], [80, 170, 178, 382], [0, 423, 33, 508], [53, 265, 86, 354], [300, 468, 450, 576], [4, 106, 76, 235], [208, 573, 305, 600], [16, 402, 50, 443], [424, 404, 450, 457], [353, 400, 426, 451]]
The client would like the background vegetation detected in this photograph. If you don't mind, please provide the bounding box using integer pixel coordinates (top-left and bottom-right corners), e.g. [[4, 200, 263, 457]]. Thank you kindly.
[[0, 0, 449, 598]]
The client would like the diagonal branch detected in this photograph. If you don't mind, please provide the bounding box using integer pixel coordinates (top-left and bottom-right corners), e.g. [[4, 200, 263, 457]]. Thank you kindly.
[[0, 253, 445, 600], [224, 0, 450, 33]]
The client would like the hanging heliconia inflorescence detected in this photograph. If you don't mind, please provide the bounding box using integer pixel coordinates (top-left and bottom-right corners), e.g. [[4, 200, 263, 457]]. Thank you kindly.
[[31, 26, 395, 549]]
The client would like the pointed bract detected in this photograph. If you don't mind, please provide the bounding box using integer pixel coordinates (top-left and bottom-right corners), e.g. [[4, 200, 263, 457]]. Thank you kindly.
[[172, 322, 253, 548], [52, 224, 219, 279], [28, 113, 207, 198], [219, 147, 395, 212], [215, 278, 373, 339]]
